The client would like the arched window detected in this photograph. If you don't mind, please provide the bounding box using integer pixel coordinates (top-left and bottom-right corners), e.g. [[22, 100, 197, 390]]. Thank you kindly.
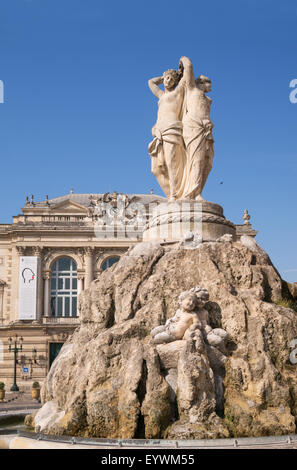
[[50, 257, 77, 317], [101, 256, 120, 271]]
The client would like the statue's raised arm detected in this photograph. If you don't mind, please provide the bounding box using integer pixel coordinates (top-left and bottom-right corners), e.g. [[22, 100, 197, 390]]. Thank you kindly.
[[147, 66, 186, 201], [180, 57, 214, 201], [148, 76, 164, 99], [179, 56, 196, 89], [147, 57, 215, 202]]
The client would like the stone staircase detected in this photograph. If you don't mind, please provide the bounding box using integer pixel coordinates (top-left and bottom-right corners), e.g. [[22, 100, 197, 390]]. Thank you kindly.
[[0, 391, 41, 413]]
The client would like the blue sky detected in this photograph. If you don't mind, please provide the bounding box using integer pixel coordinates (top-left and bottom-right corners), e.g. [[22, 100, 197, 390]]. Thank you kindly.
[[0, 0, 296, 282]]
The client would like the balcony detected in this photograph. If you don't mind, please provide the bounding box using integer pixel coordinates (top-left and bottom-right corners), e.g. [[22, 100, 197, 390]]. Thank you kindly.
[[42, 316, 80, 325]]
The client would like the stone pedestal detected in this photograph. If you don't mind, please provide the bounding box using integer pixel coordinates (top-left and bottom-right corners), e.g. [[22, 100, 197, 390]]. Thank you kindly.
[[143, 200, 235, 243]]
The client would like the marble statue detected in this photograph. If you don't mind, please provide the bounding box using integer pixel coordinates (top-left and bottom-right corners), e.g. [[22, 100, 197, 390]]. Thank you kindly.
[[180, 57, 214, 201], [148, 68, 187, 202], [151, 285, 227, 351], [148, 57, 214, 202]]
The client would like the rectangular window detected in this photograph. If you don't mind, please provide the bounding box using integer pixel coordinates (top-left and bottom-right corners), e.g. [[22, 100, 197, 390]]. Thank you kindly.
[[51, 277, 56, 290], [57, 297, 63, 317], [50, 297, 56, 316], [72, 297, 77, 317], [50, 257, 78, 317], [65, 297, 70, 317]]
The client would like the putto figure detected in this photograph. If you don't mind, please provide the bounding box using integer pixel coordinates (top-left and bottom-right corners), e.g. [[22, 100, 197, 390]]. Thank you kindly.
[[151, 286, 227, 351], [148, 57, 214, 202]]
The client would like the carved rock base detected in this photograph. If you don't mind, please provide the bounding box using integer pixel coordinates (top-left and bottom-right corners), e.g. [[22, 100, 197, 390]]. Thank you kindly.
[[27, 239, 297, 439], [143, 200, 236, 243]]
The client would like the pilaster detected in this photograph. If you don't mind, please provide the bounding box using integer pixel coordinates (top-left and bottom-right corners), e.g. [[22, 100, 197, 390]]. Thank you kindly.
[[84, 247, 94, 289]]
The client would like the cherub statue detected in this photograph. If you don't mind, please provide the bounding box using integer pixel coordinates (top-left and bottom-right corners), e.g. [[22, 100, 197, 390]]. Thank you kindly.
[[151, 286, 227, 352]]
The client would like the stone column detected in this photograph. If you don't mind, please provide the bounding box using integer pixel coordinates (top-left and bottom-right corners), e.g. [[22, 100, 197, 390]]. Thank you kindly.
[[84, 247, 94, 289], [77, 274, 84, 316], [43, 271, 51, 317], [0, 283, 5, 325], [33, 246, 43, 322], [94, 249, 104, 280], [77, 275, 83, 296]]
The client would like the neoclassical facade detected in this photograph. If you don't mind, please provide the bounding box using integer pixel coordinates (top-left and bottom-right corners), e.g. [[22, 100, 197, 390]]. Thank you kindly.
[[0, 191, 166, 388], [0, 191, 256, 388]]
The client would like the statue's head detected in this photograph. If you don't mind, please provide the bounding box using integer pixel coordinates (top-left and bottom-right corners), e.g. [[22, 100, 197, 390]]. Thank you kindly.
[[163, 69, 181, 91], [194, 287, 210, 307], [178, 291, 198, 312], [196, 75, 211, 93], [179, 286, 209, 311]]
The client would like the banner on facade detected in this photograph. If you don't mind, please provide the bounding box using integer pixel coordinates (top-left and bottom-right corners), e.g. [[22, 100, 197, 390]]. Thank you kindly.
[[18, 256, 38, 320]]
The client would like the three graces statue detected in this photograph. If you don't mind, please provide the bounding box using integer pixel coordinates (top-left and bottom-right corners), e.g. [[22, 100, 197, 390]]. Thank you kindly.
[[148, 56, 214, 202]]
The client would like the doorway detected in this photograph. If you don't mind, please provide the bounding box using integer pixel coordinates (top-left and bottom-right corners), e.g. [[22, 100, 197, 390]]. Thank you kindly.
[[49, 342, 64, 368]]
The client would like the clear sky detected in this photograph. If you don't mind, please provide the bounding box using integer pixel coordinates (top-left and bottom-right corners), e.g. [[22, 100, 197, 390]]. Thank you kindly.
[[0, 0, 296, 282]]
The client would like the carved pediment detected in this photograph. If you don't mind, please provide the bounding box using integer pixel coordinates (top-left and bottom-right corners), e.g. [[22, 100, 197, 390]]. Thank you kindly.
[[49, 200, 88, 214]]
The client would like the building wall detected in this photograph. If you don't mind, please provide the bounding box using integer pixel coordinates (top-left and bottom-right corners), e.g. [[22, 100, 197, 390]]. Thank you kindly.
[[0, 246, 129, 388], [0, 193, 252, 389], [0, 193, 144, 389]]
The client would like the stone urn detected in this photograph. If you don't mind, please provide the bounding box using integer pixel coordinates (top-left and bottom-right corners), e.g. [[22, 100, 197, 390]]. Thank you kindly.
[[31, 382, 40, 401]]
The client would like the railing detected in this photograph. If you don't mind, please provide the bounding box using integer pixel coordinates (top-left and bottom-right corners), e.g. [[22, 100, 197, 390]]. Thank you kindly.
[[11, 431, 297, 449], [42, 316, 80, 325], [41, 216, 86, 223]]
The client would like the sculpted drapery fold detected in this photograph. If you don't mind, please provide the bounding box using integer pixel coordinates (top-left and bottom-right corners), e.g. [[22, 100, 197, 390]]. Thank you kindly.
[[148, 121, 186, 199], [148, 57, 214, 201]]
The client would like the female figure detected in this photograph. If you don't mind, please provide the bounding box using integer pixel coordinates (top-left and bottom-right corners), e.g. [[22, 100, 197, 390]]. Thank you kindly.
[[179, 56, 214, 201], [148, 68, 187, 201]]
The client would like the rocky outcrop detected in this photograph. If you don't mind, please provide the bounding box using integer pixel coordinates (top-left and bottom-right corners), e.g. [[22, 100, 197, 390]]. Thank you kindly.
[[30, 239, 297, 439]]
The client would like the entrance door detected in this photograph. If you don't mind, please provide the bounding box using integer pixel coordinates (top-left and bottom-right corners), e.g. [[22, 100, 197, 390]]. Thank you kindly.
[[49, 342, 63, 368]]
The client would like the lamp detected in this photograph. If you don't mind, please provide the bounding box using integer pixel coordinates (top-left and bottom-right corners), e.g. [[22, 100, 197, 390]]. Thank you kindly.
[[32, 347, 37, 363], [8, 335, 23, 392]]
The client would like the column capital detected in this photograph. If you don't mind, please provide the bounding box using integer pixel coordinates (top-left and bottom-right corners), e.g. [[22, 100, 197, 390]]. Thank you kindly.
[[84, 246, 94, 256], [42, 271, 51, 281], [16, 246, 27, 256], [32, 246, 43, 257]]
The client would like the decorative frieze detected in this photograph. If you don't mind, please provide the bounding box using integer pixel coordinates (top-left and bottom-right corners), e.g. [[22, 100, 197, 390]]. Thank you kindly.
[[32, 246, 43, 257], [16, 246, 27, 256]]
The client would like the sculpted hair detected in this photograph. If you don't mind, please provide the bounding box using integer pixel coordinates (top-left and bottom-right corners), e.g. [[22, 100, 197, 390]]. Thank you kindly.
[[178, 290, 198, 307], [188, 285, 210, 302], [196, 75, 211, 85], [163, 69, 182, 85]]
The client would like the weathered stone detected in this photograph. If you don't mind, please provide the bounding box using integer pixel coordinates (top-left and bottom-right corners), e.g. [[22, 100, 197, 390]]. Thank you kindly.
[[156, 341, 185, 369], [141, 345, 172, 438], [34, 401, 65, 434], [27, 240, 297, 439]]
